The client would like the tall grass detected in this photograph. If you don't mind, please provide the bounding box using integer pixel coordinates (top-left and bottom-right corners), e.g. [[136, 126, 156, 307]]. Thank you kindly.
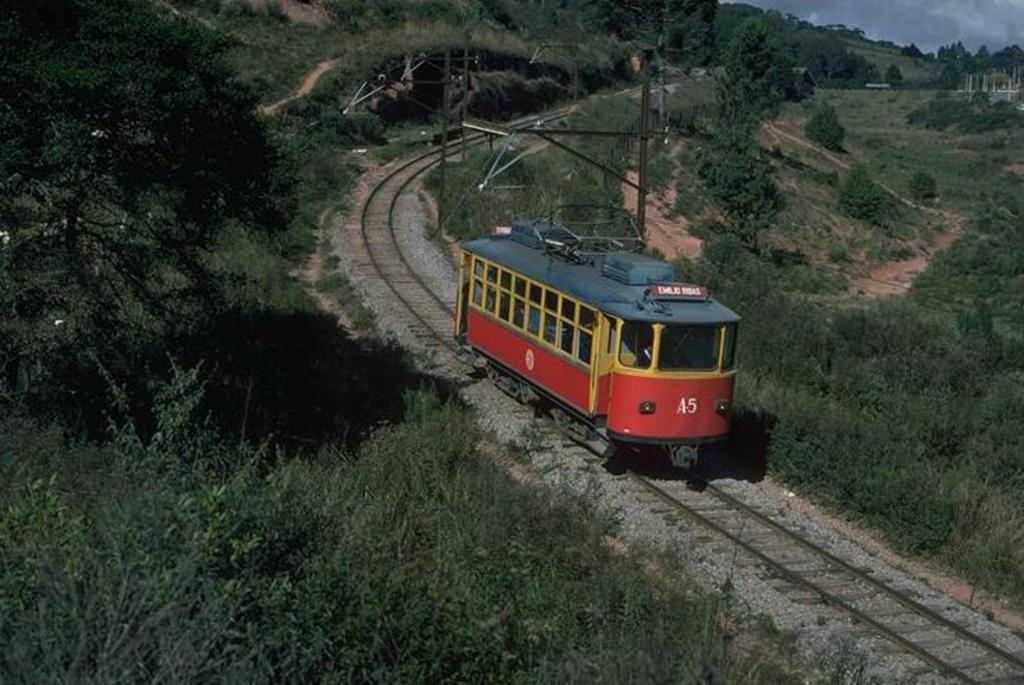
[[0, 377, 798, 682], [693, 236, 1024, 603]]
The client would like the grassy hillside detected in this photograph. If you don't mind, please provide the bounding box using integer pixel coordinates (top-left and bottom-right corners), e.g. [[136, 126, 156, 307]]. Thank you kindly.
[[1, 2, 810, 681], [841, 38, 939, 84], [677, 81, 1024, 603], [717, 3, 942, 87], [162, 0, 627, 102]]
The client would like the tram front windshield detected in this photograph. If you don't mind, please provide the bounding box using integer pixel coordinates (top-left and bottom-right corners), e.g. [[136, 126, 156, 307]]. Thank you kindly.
[[658, 325, 720, 371], [619, 321, 737, 372]]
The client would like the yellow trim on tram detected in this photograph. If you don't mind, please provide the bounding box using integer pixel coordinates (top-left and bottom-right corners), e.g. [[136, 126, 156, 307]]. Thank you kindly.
[[461, 250, 738, 412], [465, 252, 599, 369]]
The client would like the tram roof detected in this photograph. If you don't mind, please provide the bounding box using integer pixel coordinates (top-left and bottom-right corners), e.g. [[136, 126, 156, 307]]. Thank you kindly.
[[462, 231, 741, 325]]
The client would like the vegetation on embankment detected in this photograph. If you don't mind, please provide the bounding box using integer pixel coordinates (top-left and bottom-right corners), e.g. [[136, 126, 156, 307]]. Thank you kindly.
[[683, 16, 1024, 606], [1, 2, 809, 681], [1, 381, 801, 682], [422, 80, 711, 243], [691, 231, 1024, 603]]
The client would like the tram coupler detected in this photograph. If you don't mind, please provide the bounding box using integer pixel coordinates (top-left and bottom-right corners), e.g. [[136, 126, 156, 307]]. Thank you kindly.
[[670, 445, 700, 470]]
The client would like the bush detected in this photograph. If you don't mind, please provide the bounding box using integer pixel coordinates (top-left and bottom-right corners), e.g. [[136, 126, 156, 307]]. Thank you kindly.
[[837, 165, 892, 225], [909, 171, 937, 201], [0, 377, 796, 682], [885, 64, 903, 86], [804, 102, 845, 151], [908, 94, 1023, 134], [693, 237, 1024, 602]]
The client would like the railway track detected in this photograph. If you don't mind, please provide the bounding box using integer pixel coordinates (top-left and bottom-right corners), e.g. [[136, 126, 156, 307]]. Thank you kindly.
[[632, 477, 1024, 684], [354, 108, 572, 357], [347, 105, 1024, 685]]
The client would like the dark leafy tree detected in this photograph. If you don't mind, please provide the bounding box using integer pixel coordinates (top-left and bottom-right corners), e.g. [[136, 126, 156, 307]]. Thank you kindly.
[[838, 165, 891, 225], [909, 172, 937, 201], [717, 17, 788, 117], [990, 44, 1024, 70], [0, 0, 292, 411], [597, 0, 718, 67], [885, 64, 903, 86], [937, 64, 962, 90], [714, 5, 882, 89], [697, 18, 782, 249], [804, 102, 845, 151], [901, 43, 923, 58], [974, 45, 991, 71]]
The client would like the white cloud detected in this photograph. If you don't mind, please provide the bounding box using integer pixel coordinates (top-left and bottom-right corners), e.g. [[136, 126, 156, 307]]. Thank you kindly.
[[723, 0, 1024, 52]]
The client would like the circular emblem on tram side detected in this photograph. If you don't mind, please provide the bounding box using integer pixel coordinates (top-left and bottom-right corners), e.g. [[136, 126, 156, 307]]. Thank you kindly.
[[525, 348, 535, 371]]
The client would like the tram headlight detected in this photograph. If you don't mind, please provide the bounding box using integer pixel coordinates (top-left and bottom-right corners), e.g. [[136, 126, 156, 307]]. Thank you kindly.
[[715, 399, 731, 416], [639, 401, 657, 415]]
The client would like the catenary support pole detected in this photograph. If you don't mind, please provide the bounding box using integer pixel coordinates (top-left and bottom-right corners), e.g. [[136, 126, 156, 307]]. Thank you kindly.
[[637, 71, 650, 243], [439, 49, 451, 234]]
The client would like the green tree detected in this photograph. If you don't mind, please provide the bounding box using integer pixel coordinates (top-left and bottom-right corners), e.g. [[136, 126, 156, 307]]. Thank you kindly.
[[804, 102, 846, 151], [717, 17, 788, 118], [838, 166, 891, 225], [909, 172, 937, 201], [885, 64, 904, 86], [0, 0, 292, 407], [697, 18, 782, 249], [598, 1, 718, 67]]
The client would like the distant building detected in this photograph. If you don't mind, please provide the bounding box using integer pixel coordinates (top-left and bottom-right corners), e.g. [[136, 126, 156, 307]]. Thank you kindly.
[[988, 90, 1017, 105], [865, 83, 892, 90]]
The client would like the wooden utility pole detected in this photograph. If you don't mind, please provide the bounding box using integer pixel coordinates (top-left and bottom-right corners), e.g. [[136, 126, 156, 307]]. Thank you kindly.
[[637, 72, 650, 243], [439, 48, 451, 234], [462, 42, 470, 161]]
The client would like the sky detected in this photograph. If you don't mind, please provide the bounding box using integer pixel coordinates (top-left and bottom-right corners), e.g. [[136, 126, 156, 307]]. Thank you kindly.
[[723, 0, 1024, 53]]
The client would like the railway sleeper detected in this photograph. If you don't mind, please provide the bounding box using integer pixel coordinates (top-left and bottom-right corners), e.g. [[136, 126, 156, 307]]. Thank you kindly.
[[949, 654, 1000, 672]]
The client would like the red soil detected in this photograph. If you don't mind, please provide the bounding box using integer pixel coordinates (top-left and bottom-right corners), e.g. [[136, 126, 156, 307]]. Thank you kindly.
[[623, 169, 702, 261]]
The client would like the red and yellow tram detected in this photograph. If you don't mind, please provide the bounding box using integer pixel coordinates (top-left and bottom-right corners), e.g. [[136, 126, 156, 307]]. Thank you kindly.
[[455, 221, 740, 466]]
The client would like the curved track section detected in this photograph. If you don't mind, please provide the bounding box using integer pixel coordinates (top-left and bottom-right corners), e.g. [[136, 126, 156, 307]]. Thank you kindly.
[[349, 108, 1024, 685], [632, 477, 1024, 684]]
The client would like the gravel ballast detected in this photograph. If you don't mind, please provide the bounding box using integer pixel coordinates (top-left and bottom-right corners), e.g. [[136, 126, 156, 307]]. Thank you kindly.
[[324, 166, 1024, 683]]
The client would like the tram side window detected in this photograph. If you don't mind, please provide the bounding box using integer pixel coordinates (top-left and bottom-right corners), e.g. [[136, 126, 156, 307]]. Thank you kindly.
[[607, 319, 618, 354], [528, 305, 541, 335], [514, 277, 527, 298], [486, 264, 498, 283], [500, 270, 512, 291], [560, 318, 575, 355], [723, 324, 738, 370], [560, 298, 575, 321], [513, 299, 526, 329], [544, 290, 559, 313], [577, 306, 596, 364], [473, 258, 484, 278], [472, 279, 483, 306], [577, 329, 592, 364], [659, 325, 720, 371], [485, 284, 496, 313], [529, 283, 542, 305], [543, 311, 557, 344], [619, 321, 654, 370], [499, 291, 510, 321]]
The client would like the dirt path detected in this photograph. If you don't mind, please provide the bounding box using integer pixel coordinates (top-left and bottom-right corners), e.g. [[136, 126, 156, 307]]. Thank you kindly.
[[296, 206, 357, 332], [623, 168, 702, 261], [764, 120, 966, 298], [154, 0, 217, 29], [259, 58, 340, 116]]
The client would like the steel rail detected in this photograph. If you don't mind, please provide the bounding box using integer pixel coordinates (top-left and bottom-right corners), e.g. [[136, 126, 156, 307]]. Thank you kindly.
[[352, 96, 1021, 685], [630, 474, 1023, 684], [701, 481, 1024, 675], [359, 109, 572, 352]]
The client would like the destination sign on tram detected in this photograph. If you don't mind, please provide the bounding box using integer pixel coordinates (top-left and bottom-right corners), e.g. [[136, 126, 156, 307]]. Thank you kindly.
[[649, 283, 709, 301]]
